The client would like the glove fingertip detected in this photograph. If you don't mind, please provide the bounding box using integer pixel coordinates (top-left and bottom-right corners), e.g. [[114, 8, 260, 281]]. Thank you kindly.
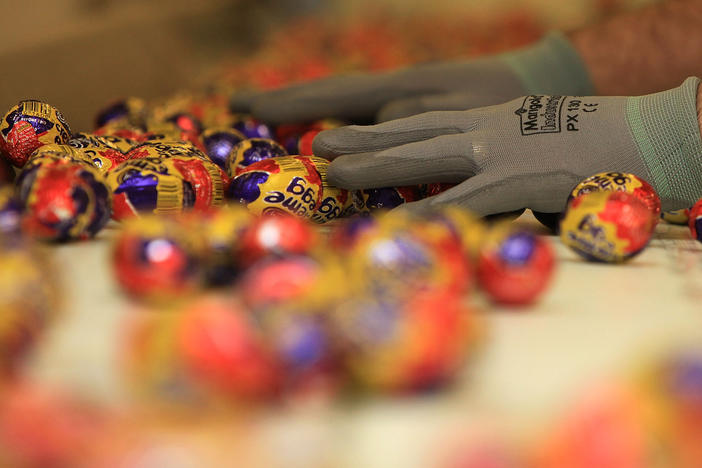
[[327, 156, 363, 189], [311, 129, 343, 158]]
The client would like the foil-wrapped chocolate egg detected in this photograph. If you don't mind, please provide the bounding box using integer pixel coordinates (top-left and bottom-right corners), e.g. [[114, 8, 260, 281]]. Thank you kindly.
[[0, 100, 72, 167], [17, 160, 111, 241], [238, 213, 318, 266], [230, 115, 272, 139], [346, 211, 471, 299], [125, 296, 280, 401], [107, 154, 223, 220], [477, 224, 555, 305], [227, 156, 324, 218], [112, 214, 202, 299], [0, 186, 23, 235], [354, 186, 421, 212], [194, 205, 253, 286], [200, 127, 246, 170], [688, 199, 702, 243], [568, 172, 661, 220], [225, 138, 287, 177], [0, 243, 58, 376], [333, 289, 474, 393], [94, 97, 147, 130], [662, 209, 691, 225], [107, 157, 196, 220], [560, 191, 656, 263]]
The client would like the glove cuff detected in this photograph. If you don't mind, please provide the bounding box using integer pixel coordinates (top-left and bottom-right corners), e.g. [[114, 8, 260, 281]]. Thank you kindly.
[[627, 77, 702, 209], [499, 32, 594, 96]]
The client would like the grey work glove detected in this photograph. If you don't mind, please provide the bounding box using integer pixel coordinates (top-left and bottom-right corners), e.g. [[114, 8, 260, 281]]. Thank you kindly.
[[231, 33, 593, 124], [314, 78, 702, 216]]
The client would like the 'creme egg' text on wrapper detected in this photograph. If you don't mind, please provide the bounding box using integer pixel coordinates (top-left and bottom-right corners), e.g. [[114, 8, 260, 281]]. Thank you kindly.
[[227, 155, 325, 219]]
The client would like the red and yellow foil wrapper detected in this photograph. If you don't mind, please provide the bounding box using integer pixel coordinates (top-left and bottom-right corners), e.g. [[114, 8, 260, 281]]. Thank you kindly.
[[569, 172, 661, 220], [227, 155, 324, 218], [476, 223, 555, 305], [662, 209, 691, 225], [418, 182, 456, 199], [560, 191, 656, 263], [29, 143, 83, 160], [165, 156, 224, 211], [238, 214, 318, 266], [192, 92, 235, 128], [141, 122, 206, 153], [17, 160, 112, 241], [146, 92, 199, 127], [346, 211, 471, 299], [0, 244, 58, 376], [107, 155, 224, 220], [532, 384, 666, 468], [307, 157, 351, 224], [125, 296, 281, 402], [0, 381, 111, 468], [130, 141, 229, 194], [239, 249, 348, 312], [74, 146, 128, 174], [275, 119, 343, 155], [68, 132, 128, 173], [334, 288, 475, 392], [107, 158, 195, 220], [126, 141, 206, 161], [90, 132, 139, 153], [433, 205, 487, 260], [689, 199, 702, 243], [0, 100, 72, 168], [0, 186, 23, 235], [192, 205, 253, 286], [225, 138, 287, 177], [112, 215, 202, 300], [123, 308, 195, 402], [94, 96, 147, 129], [296, 119, 344, 155]]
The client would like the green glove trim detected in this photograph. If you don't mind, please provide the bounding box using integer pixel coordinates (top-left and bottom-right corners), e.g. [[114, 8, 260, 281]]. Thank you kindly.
[[627, 77, 702, 206], [499, 32, 594, 96]]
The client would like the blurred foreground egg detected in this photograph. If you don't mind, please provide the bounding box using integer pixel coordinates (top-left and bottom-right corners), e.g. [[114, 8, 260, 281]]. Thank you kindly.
[[112, 215, 202, 299], [477, 225, 555, 305]]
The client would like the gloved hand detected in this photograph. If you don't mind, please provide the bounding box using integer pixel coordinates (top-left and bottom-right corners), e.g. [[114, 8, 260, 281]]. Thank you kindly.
[[314, 78, 702, 216], [231, 33, 593, 124]]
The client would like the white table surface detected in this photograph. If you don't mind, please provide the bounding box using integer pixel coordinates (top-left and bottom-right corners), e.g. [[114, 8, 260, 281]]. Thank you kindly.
[[24, 210, 702, 468]]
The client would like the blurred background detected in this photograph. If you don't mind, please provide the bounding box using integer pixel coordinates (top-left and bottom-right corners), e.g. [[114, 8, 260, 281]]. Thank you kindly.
[[9, 2, 702, 468], [1, 0, 658, 130]]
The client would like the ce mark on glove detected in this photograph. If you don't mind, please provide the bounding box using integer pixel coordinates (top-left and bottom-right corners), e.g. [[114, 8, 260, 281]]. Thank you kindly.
[[564, 99, 600, 132]]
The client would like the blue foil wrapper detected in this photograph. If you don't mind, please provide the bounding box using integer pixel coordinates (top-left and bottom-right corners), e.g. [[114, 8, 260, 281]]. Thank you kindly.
[[227, 171, 269, 204]]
